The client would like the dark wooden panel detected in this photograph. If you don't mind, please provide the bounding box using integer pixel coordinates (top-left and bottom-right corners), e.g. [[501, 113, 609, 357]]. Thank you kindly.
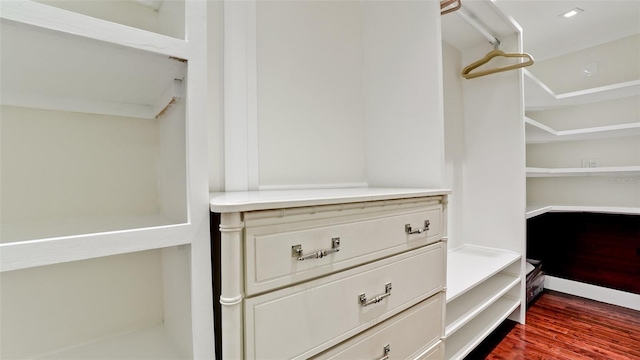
[[210, 212, 222, 360], [527, 212, 640, 294], [467, 291, 640, 360]]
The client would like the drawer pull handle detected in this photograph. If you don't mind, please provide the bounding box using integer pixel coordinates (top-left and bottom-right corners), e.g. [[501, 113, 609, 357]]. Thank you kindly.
[[405, 220, 430, 235], [292, 237, 340, 261], [377, 344, 391, 360], [359, 282, 392, 307]]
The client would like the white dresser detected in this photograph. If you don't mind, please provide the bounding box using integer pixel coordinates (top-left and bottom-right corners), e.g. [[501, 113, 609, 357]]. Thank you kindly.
[[210, 188, 450, 359]]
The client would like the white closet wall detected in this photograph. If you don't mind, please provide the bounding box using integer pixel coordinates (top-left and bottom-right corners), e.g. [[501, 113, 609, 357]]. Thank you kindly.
[[223, 0, 444, 191]]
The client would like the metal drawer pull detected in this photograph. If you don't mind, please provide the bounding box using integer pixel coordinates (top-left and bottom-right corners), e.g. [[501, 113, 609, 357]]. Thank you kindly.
[[292, 237, 340, 261], [377, 344, 391, 360], [359, 282, 392, 307], [405, 220, 430, 234]]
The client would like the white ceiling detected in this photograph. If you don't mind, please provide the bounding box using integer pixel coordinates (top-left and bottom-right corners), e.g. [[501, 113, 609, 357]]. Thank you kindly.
[[494, 0, 640, 61]]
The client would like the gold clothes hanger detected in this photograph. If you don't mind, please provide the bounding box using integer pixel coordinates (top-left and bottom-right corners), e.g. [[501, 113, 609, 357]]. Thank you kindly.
[[462, 45, 535, 79], [441, 0, 461, 15]]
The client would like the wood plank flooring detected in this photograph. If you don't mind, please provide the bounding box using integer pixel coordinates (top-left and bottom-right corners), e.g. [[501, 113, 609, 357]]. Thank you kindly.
[[466, 290, 640, 360]]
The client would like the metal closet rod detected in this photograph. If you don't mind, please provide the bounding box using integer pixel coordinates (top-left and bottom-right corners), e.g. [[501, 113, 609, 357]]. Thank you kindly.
[[455, 8, 501, 48]]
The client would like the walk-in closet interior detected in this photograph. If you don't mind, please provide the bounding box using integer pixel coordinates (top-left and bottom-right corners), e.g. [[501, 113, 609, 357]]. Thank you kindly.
[[1, 0, 637, 359]]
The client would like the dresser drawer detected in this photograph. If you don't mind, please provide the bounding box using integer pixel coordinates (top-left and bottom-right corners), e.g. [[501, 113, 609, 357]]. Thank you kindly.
[[312, 293, 444, 360], [416, 341, 444, 360], [245, 200, 443, 295], [244, 242, 445, 359]]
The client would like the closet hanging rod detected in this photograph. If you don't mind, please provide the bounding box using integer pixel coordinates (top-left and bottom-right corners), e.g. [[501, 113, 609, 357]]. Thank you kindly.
[[456, 8, 501, 48]]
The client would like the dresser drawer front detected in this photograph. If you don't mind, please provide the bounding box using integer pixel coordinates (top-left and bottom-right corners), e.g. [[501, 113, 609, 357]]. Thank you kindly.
[[245, 203, 442, 295], [416, 341, 444, 360], [312, 293, 444, 360], [244, 243, 445, 360]]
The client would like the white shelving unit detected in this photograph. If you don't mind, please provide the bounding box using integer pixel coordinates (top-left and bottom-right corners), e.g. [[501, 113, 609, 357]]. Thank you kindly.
[[525, 65, 640, 214], [0, 1, 213, 359], [441, 1, 527, 358], [445, 245, 521, 346], [445, 295, 520, 360]]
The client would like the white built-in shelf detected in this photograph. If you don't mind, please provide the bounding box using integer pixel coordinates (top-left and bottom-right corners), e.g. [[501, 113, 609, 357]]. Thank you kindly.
[[445, 273, 520, 337], [524, 69, 640, 111], [526, 166, 640, 177], [444, 295, 520, 360], [525, 117, 640, 144], [35, 325, 186, 360], [0, 219, 191, 272], [526, 204, 640, 219], [210, 188, 451, 213], [1, 9, 186, 119], [446, 245, 521, 303], [1, 1, 188, 57]]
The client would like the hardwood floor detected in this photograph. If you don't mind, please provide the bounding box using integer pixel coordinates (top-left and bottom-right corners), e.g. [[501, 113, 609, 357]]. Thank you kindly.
[[466, 290, 640, 360]]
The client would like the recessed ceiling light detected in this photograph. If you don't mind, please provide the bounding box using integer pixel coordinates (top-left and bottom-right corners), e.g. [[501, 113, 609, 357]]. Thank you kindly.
[[560, 7, 584, 18]]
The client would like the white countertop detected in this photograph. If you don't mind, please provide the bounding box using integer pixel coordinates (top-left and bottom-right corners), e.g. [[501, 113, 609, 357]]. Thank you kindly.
[[210, 187, 451, 213]]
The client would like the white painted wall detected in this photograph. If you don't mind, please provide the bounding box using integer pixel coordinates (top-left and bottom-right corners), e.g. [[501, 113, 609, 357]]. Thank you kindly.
[[527, 136, 640, 168], [255, 1, 367, 189], [363, 0, 444, 189], [527, 177, 640, 207], [0, 106, 160, 232], [459, 34, 527, 253], [529, 34, 640, 94], [527, 95, 639, 129], [220, 1, 444, 191]]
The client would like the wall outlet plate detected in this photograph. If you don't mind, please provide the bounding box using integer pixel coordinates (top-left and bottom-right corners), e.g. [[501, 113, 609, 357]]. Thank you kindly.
[[580, 62, 598, 77]]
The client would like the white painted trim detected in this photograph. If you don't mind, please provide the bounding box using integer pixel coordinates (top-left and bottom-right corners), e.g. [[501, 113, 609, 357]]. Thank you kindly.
[[246, 1, 260, 190], [258, 182, 369, 191], [223, 0, 260, 191], [223, 1, 250, 191], [544, 276, 640, 311]]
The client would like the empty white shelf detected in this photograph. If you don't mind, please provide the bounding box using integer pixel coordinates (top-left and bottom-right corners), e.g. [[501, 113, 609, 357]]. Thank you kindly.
[[524, 69, 640, 111], [34, 325, 186, 360], [526, 204, 640, 219], [444, 295, 520, 360], [446, 245, 521, 303], [0, 217, 190, 272], [1, 1, 188, 57], [446, 273, 520, 337], [526, 166, 640, 177], [0, 17, 186, 119], [525, 117, 640, 144]]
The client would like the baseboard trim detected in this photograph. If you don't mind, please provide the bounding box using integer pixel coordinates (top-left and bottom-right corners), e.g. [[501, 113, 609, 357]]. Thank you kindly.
[[544, 276, 640, 311]]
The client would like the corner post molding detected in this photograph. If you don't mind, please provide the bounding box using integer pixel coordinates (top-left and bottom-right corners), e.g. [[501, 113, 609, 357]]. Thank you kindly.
[[219, 212, 245, 359], [223, 0, 259, 191]]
